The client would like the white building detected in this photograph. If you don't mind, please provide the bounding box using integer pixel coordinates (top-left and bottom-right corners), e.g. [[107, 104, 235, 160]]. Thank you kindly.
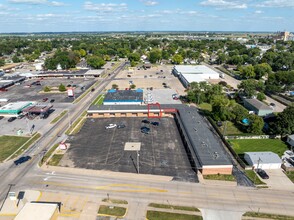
[[172, 65, 219, 88], [287, 134, 294, 147], [244, 152, 282, 170]]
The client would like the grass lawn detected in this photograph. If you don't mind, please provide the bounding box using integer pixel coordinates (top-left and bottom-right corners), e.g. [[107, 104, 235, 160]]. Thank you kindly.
[[203, 174, 236, 182], [0, 135, 30, 162], [245, 170, 266, 185], [218, 121, 244, 135], [243, 212, 294, 220], [12, 133, 41, 159], [285, 171, 294, 183], [198, 103, 212, 112], [48, 154, 63, 166], [148, 203, 199, 212], [102, 198, 128, 204], [98, 205, 126, 217], [50, 110, 68, 124], [228, 139, 288, 157], [147, 211, 202, 220]]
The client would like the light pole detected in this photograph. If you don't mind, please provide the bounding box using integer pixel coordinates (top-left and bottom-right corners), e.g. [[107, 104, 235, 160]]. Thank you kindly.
[[137, 151, 140, 174], [67, 110, 71, 129]]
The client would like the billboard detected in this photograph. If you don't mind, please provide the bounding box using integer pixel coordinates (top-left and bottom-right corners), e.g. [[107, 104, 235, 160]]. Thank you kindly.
[[67, 88, 74, 97]]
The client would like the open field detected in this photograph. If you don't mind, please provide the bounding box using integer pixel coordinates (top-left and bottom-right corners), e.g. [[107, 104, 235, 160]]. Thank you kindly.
[[229, 139, 288, 157]]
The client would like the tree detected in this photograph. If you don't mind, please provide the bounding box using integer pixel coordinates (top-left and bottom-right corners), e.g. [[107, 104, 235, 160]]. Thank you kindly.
[[254, 63, 272, 79], [172, 54, 183, 64], [232, 104, 249, 123], [257, 92, 266, 101], [127, 52, 140, 62], [148, 49, 162, 64], [247, 114, 264, 134], [86, 55, 106, 69], [274, 106, 294, 135], [239, 65, 255, 79], [59, 84, 67, 92], [12, 55, 22, 63], [130, 84, 136, 89], [0, 59, 5, 67], [112, 84, 118, 89], [238, 79, 265, 98], [43, 86, 51, 92]]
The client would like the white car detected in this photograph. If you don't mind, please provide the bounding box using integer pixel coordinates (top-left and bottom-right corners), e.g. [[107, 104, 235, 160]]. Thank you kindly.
[[105, 124, 117, 129]]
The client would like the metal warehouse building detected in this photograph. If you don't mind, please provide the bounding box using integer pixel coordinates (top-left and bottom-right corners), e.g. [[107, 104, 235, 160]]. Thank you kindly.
[[172, 65, 219, 88], [87, 104, 233, 175]]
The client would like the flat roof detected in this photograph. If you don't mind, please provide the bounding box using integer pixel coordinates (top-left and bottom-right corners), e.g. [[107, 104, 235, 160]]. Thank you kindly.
[[88, 104, 232, 167], [104, 90, 143, 102], [245, 99, 273, 111], [22, 104, 52, 113], [245, 152, 282, 164], [288, 134, 294, 140], [174, 65, 219, 76], [15, 203, 58, 220], [182, 74, 206, 83], [0, 102, 33, 111], [85, 69, 104, 75]]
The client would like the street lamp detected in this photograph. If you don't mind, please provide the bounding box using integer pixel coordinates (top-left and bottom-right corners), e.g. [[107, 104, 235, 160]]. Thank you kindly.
[[137, 151, 140, 174]]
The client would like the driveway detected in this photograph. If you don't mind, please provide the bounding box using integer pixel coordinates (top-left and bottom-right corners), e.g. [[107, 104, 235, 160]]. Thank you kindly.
[[262, 169, 294, 191]]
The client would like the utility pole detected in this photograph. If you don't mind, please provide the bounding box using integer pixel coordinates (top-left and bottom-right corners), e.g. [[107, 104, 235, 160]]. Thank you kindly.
[[254, 157, 262, 184]]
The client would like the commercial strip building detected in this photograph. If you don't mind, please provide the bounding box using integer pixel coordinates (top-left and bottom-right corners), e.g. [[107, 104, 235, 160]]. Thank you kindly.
[[244, 152, 282, 170], [22, 104, 53, 116], [103, 89, 144, 105], [15, 202, 59, 220], [243, 99, 273, 116], [0, 102, 33, 116], [87, 104, 233, 175], [172, 65, 220, 88]]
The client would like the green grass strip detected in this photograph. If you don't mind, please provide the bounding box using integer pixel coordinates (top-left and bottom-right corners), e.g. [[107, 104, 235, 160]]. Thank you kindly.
[[65, 111, 87, 135], [147, 211, 202, 220], [0, 135, 30, 162], [245, 170, 266, 185], [102, 198, 128, 204], [148, 203, 199, 212], [98, 205, 126, 217], [73, 81, 100, 104], [48, 154, 64, 166], [203, 174, 236, 182], [243, 212, 294, 220], [39, 143, 59, 166], [285, 171, 294, 183], [92, 94, 104, 106], [50, 110, 68, 124]]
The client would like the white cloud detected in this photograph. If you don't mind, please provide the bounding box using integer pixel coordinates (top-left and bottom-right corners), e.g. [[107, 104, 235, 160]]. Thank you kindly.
[[200, 0, 247, 9], [8, 0, 66, 6], [256, 0, 294, 8], [84, 2, 127, 13], [254, 10, 263, 14], [142, 1, 159, 6]]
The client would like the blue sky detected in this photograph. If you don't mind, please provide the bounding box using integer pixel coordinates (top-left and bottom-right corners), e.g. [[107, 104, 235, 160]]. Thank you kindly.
[[0, 0, 293, 33]]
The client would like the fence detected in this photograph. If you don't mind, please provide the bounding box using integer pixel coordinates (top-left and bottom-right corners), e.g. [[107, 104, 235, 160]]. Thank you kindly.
[[225, 135, 281, 140]]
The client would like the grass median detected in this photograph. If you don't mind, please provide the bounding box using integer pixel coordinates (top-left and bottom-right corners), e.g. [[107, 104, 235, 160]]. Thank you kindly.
[[245, 170, 266, 185], [243, 212, 294, 220], [146, 211, 202, 220], [102, 198, 128, 204], [148, 203, 199, 212], [65, 111, 87, 135], [203, 174, 236, 182], [50, 110, 68, 124], [98, 205, 126, 217], [39, 143, 59, 166]]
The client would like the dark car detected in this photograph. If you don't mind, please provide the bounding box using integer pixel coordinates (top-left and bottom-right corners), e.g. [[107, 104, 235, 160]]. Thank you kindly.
[[270, 103, 276, 107], [8, 117, 17, 122], [43, 98, 48, 102], [141, 126, 150, 134], [256, 169, 269, 179], [14, 156, 31, 165], [0, 116, 4, 120], [17, 114, 25, 119], [142, 119, 150, 124], [151, 122, 159, 126], [50, 99, 55, 103], [117, 124, 126, 129]]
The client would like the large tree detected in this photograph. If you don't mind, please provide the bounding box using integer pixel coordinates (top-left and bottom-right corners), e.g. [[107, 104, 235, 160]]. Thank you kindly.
[[148, 49, 162, 64], [172, 54, 183, 64], [247, 114, 264, 134], [274, 106, 294, 135], [86, 55, 106, 69], [238, 79, 265, 98], [254, 63, 272, 79], [239, 65, 255, 79]]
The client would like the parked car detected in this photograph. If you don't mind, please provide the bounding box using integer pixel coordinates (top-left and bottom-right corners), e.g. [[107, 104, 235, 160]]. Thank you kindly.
[[117, 124, 126, 129], [8, 117, 17, 122], [269, 103, 276, 107], [0, 88, 8, 91], [14, 156, 31, 165], [151, 122, 159, 126], [43, 98, 48, 102], [17, 114, 25, 119], [50, 99, 55, 103], [141, 126, 150, 134], [105, 124, 117, 129], [142, 119, 150, 124], [256, 169, 269, 179]]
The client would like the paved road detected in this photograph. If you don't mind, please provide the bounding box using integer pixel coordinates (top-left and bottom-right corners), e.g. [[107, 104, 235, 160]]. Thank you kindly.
[[206, 64, 286, 113]]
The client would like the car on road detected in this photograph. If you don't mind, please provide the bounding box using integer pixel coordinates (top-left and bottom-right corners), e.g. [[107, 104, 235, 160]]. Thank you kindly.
[[117, 124, 126, 129], [142, 119, 150, 124], [172, 94, 179, 100], [105, 124, 117, 129], [141, 126, 150, 134], [151, 122, 159, 126], [8, 117, 17, 122], [50, 99, 55, 103], [43, 98, 48, 102], [14, 156, 31, 165], [269, 103, 276, 107], [0, 88, 8, 91], [256, 169, 269, 179]]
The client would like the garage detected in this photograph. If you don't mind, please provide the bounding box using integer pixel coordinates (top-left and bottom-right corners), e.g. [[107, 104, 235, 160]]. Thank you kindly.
[[244, 152, 282, 169]]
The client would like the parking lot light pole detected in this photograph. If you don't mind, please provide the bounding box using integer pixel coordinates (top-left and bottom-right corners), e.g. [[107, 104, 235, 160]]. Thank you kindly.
[[137, 151, 140, 174]]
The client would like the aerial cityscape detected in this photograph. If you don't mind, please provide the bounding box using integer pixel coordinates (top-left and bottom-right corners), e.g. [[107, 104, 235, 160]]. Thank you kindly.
[[0, 1, 294, 220]]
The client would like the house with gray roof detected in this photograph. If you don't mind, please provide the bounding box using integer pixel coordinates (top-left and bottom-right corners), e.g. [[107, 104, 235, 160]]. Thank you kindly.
[[244, 99, 273, 116]]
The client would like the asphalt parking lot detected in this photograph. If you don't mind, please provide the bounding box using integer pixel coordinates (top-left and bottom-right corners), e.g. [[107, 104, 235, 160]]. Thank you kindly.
[[1, 78, 96, 103], [60, 117, 198, 182]]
